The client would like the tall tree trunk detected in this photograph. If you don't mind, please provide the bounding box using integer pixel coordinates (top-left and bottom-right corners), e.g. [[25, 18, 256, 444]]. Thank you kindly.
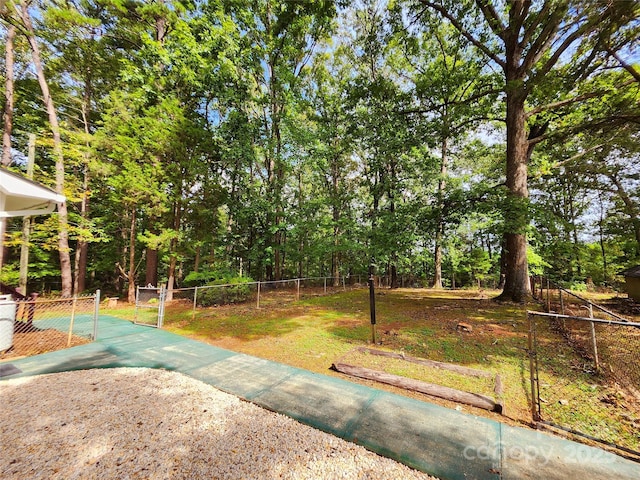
[[433, 137, 448, 288], [297, 170, 304, 279], [145, 247, 159, 286], [389, 160, 399, 290], [597, 192, 608, 283], [331, 155, 341, 287], [144, 219, 159, 286], [332, 234, 340, 287], [165, 200, 181, 301], [0, 24, 16, 272], [433, 226, 444, 288], [73, 162, 89, 294], [331, 207, 340, 287], [194, 245, 201, 274], [18, 134, 36, 294], [127, 209, 136, 303], [2, 24, 15, 167], [21, 3, 73, 296], [73, 84, 93, 294], [496, 85, 530, 302]]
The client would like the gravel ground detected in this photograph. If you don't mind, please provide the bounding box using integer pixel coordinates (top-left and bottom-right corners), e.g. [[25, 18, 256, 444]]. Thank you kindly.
[[0, 368, 437, 479]]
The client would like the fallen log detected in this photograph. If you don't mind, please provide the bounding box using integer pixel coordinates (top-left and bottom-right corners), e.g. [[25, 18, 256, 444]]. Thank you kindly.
[[355, 347, 493, 378], [331, 362, 502, 414]]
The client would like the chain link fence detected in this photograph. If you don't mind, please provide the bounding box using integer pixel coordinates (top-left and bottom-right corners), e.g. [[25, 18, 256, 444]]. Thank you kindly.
[[1, 291, 100, 360], [163, 276, 366, 319], [528, 276, 640, 460], [134, 286, 166, 327]]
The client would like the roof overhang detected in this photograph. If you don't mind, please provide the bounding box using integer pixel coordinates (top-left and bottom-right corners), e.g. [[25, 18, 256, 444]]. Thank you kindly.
[[0, 168, 66, 218]]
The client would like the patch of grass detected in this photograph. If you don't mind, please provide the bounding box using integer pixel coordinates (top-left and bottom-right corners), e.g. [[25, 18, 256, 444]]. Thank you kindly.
[[338, 348, 496, 398]]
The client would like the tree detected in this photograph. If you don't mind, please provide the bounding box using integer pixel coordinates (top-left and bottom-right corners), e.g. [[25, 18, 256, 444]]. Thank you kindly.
[[3, 0, 74, 296], [412, 0, 640, 301], [307, 48, 361, 285], [348, 0, 423, 288], [226, 0, 336, 281], [1, 23, 15, 167], [389, 13, 500, 288]]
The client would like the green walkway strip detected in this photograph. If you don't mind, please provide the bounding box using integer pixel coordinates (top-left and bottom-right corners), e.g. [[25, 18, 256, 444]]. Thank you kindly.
[[2, 315, 638, 480]]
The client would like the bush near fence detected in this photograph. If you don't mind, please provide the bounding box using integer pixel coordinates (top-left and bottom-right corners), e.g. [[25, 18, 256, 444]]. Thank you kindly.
[[197, 278, 253, 307]]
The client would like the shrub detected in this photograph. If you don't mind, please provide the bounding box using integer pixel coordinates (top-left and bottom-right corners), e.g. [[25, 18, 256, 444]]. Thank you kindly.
[[196, 276, 253, 306], [568, 281, 588, 292]]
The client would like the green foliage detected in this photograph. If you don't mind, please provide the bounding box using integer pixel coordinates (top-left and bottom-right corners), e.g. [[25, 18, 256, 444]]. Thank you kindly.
[[527, 247, 551, 277], [1, 0, 637, 297], [566, 282, 588, 292], [196, 277, 254, 307], [459, 248, 492, 284]]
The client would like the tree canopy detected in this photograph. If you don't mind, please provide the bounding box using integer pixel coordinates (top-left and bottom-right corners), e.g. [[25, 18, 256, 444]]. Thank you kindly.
[[1, 0, 638, 301]]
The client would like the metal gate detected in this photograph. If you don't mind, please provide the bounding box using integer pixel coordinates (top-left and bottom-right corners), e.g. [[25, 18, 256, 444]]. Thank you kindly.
[[528, 310, 640, 461], [134, 286, 166, 328]]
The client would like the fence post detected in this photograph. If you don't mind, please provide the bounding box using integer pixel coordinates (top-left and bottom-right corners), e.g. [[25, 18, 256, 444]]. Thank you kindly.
[[588, 304, 600, 372], [192, 286, 198, 321], [256, 281, 261, 309], [67, 296, 78, 347], [134, 285, 139, 323], [546, 277, 551, 312], [296, 278, 300, 301], [158, 286, 166, 328], [559, 288, 564, 315], [342, 276, 346, 292], [324, 277, 327, 294], [528, 312, 540, 421], [368, 265, 377, 344], [93, 289, 100, 340]]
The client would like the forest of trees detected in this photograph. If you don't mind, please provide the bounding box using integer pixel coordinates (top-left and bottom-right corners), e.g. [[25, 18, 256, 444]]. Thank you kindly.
[[0, 0, 638, 302]]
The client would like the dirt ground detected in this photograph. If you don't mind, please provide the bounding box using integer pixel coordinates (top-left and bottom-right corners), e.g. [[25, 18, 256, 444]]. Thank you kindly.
[[1, 329, 90, 360]]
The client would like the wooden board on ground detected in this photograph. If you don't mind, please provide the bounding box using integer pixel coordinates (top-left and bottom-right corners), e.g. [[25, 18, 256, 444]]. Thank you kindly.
[[331, 362, 503, 413]]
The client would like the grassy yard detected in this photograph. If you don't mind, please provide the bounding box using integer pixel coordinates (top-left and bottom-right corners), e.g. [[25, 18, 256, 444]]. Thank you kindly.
[[107, 288, 534, 423], [103, 287, 640, 454]]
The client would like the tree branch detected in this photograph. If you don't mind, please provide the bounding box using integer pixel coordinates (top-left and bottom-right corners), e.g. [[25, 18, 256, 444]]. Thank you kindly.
[[526, 79, 635, 118], [604, 44, 640, 83], [475, 0, 506, 40], [418, 0, 505, 69], [402, 87, 503, 115], [551, 143, 607, 168], [511, 0, 531, 39], [520, 6, 565, 76], [521, 1, 551, 47], [530, 15, 601, 87]]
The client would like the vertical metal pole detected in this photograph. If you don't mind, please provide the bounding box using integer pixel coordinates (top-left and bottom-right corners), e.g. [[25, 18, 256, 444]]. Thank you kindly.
[[559, 288, 564, 315], [342, 276, 346, 291], [588, 304, 599, 371], [546, 277, 551, 312], [67, 296, 78, 347], [134, 285, 140, 323], [93, 289, 100, 340], [256, 281, 261, 309], [192, 286, 198, 321], [296, 278, 300, 301], [324, 277, 327, 294], [528, 313, 540, 421], [158, 286, 166, 328], [18, 134, 36, 295], [368, 263, 377, 344]]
